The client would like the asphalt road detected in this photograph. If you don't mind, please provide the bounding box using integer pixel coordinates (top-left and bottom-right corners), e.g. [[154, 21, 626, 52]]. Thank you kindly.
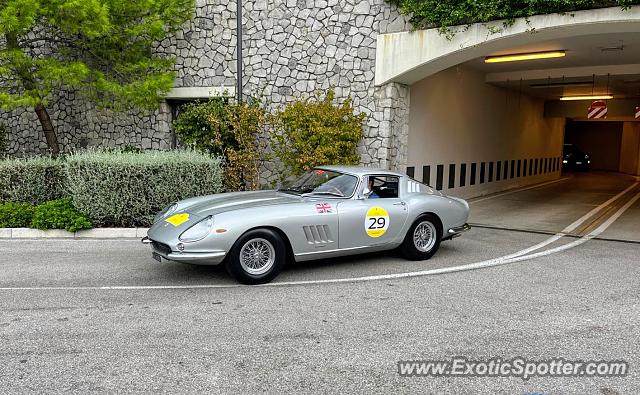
[[1, 172, 639, 393]]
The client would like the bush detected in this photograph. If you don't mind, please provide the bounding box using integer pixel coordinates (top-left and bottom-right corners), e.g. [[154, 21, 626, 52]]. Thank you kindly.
[[388, 0, 639, 33], [174, 99, 266, 191], [0, 156, 66, 205], [173, 99, 230, 157], [65, 149, 224, 227], [270, 89, 365, 177], [31, 198, 93, 233], [0, 202, 35, 228]]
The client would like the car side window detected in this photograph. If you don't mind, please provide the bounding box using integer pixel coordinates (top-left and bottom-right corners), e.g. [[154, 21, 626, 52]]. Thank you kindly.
[[366, 176, 399, 199]]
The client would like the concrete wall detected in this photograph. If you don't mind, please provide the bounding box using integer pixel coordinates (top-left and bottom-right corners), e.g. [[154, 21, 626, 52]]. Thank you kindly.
[[407, 65, 564, 199], [620, 122, 640, 176]]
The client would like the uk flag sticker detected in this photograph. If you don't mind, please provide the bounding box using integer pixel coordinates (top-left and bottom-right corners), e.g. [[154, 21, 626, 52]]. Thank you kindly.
[[315, 203, 332, 213]]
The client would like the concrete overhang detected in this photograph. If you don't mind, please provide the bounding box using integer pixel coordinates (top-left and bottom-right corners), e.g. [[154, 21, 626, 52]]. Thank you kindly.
[[546, 98, 640, 120], [165, 86, 235, 100], [375, 6, 640, 86]]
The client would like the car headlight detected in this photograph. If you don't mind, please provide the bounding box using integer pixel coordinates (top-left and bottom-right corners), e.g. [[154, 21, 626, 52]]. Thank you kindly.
[[562, 160, 568, 164], [179, 216, 213, 242], [154, 202, 178, 222]]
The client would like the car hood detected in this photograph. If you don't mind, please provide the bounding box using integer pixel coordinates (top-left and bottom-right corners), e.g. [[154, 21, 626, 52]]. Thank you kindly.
[[180, 190, 302, 217]]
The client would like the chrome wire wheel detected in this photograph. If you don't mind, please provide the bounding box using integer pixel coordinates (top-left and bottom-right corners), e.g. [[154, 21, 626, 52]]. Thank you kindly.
[[239, 238, 275, 276], [413, 221, 437, 252]]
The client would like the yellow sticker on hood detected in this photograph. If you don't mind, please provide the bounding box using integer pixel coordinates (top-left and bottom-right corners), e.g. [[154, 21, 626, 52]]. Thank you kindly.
[[166, 213, 189, 226]]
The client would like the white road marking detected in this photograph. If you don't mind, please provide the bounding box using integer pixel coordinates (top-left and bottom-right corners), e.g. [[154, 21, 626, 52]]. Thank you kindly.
[[0, 183, 637, 292], [469, 177, 570, 204], [500, 181, 638, 259], [498, 191, 640, 264]]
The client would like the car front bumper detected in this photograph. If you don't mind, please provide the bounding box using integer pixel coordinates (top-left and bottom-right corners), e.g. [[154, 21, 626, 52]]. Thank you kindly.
[[141, 236, 227, 265]]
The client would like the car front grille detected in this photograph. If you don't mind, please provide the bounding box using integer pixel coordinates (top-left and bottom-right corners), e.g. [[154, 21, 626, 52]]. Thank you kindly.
[[151, 240, 172, 255]]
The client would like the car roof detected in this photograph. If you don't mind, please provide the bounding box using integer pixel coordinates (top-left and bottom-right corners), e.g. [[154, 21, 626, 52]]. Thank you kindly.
[[316, 165, 405, 177]]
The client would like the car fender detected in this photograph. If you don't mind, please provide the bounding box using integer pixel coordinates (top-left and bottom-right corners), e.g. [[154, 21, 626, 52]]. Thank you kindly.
[[404, 194, 469, 236]]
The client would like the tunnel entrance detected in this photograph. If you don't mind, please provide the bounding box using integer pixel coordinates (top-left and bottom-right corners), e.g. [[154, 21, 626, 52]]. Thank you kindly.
[[562, 120, 640, 175], [403, 30, 640, 199], [564, 121, 623, 172], [377, 8, 640, 198]]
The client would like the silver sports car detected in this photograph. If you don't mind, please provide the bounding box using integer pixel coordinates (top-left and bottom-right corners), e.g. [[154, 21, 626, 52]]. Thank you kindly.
[[142, 166, 470, 284]]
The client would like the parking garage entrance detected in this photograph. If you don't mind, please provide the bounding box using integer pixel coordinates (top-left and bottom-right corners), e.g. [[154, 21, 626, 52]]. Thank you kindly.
[[375, 6, 640, 199]]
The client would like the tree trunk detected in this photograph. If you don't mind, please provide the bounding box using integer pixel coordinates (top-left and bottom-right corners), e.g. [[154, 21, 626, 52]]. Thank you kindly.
[[5, 32, 61, 155], [34, 105, 60, 155]]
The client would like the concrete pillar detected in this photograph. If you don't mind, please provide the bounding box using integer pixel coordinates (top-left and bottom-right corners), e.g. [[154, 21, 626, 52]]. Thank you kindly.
[[619, 122, 640, 176], [369, 82, 410, 171]]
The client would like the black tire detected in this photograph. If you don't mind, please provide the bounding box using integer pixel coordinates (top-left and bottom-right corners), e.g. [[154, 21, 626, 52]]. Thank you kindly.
[[399, 214, 442, 261], [225, 229, 286, 285]]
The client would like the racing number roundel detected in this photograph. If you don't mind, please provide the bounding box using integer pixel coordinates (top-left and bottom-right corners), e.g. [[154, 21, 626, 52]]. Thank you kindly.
[[365, 206, 389, 238]]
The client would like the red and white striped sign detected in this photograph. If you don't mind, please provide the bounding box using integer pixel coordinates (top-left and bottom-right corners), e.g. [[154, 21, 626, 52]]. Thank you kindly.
[[587, 100, 608, 119], [635, 106, 640, 119]]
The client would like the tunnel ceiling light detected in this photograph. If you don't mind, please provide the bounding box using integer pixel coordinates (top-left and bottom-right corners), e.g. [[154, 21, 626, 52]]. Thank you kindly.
[[484, 51, 566, 63], [560, 95, 614, 101]]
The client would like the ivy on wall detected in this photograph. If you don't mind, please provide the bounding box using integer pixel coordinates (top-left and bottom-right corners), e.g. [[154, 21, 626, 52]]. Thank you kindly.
[[387, 0, 640, 33]]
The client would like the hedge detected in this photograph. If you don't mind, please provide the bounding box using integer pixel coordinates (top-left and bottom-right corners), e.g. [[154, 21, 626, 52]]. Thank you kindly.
[[0, 157, 66, 205], [65, 150, 224, 227]]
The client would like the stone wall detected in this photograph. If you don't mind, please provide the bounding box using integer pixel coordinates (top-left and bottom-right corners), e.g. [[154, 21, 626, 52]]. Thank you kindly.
[[1, 96, 172, 155], [0, 0, 412, 175]]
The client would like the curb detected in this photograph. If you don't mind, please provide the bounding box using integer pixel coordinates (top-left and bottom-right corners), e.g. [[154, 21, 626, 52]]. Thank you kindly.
[[0, 228, 149, 239]]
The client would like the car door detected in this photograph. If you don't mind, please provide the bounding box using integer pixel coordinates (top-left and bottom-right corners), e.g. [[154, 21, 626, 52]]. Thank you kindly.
[[336, 175, 409, 250]]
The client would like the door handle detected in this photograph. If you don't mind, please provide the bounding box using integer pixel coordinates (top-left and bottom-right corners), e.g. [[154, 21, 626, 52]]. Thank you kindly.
[[393, 201, 406, 206]]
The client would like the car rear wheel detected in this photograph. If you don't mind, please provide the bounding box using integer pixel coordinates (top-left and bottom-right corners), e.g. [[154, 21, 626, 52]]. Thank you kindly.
[[399, 214, 442, 261], [226, 229, 286, 284]]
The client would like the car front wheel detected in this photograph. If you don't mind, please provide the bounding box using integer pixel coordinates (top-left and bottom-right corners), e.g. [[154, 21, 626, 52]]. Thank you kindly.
[[226, 229, 286, 284], [399, 214, 442, 261]]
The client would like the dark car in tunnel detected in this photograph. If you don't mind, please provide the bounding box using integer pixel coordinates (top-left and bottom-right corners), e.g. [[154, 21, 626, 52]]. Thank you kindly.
[[563, 144, 591, 171]]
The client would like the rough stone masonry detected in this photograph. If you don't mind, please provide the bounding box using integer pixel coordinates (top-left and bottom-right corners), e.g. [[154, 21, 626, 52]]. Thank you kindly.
[[0, 0, 412, 179]]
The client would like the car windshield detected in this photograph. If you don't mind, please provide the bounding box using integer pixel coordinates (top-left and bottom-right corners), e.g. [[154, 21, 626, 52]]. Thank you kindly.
[[564, 144, 582, 156], [278, 169, 358, 198]]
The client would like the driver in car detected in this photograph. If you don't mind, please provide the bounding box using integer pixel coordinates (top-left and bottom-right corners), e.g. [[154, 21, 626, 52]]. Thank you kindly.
[[368, 177, 380, 199]]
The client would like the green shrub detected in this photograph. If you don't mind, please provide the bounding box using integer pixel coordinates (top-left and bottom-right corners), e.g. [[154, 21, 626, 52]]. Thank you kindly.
[[173, 99, 231, 157], [31, 198, 93, 233], [173, 99, 266, 191], [270, 89, 365, 178], [0, 156, 66, 204], [388, 0, 639, 33], [65, 149, 224, 227], [0, 202, 35, 228]]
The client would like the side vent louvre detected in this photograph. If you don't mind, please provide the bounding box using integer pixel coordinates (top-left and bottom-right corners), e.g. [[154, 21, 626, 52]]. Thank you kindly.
[[303, 225, 334, 244]]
